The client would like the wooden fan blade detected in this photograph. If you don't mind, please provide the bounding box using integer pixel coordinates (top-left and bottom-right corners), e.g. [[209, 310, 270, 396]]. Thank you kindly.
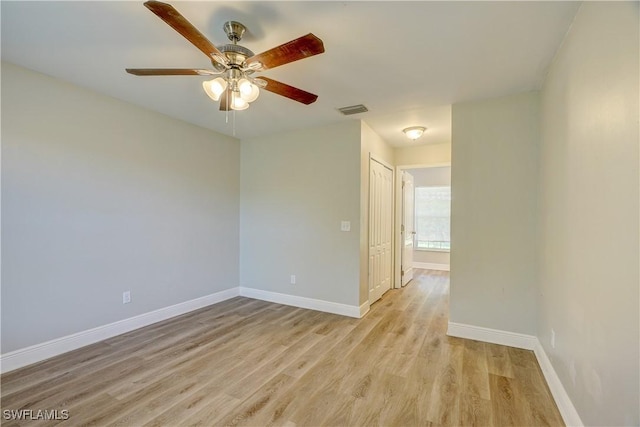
[[260, 77, 318, 105], [245, 34, 324, 71], [143, 1, 227, 65], [126, 68, 220, 76], [219, 89, 231, 111]]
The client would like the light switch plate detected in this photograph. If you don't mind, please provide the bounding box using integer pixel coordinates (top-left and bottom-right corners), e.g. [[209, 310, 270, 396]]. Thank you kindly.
[[341, 221, 351, 232]]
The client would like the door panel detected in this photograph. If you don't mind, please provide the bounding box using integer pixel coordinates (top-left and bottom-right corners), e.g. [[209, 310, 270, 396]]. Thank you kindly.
[[402, 171, 415, 286], [369, 159, 393, 304]]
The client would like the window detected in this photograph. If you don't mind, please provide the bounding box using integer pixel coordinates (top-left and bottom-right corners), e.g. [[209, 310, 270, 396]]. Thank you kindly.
[[415, 186, 451, 251]]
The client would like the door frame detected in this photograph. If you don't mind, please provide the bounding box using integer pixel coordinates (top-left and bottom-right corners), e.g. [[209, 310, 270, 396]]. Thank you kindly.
[[393, 162, 451, 289]]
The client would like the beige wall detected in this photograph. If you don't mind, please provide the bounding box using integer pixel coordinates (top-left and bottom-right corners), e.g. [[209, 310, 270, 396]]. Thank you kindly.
[[240, 121, 362, 307], [1, 63, 240, 353], [538, 2, 639, 425], [409, 166, 451, 187], [450, 91, 539, 335], [394, 142, 451, 167], [240, 119, 394, 310]]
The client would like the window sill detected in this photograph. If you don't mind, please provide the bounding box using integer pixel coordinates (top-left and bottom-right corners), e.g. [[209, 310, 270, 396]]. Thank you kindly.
[[415, 248, 450, 253]]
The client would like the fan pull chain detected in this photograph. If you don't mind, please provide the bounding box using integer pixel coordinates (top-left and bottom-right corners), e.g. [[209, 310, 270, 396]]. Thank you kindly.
[[233, 110, 236, 136]]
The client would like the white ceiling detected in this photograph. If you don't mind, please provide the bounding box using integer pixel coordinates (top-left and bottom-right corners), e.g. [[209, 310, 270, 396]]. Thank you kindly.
[[1, 1, 580, 147]]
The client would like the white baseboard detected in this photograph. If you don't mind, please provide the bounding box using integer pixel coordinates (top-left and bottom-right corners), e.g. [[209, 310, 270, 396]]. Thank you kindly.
[[1, 287, 584, 427], [239, 287, 361, 318], [1, 286, 364, 373], [0, 287, 240, 373], [413, 262, 450, 271], [534, 341, 584, 426], [447, 321, 537, 350], [447, 321, 583, 427]]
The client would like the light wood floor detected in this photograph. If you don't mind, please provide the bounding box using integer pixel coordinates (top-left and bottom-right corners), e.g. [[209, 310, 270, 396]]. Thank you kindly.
[[1, 270, 563, 426]]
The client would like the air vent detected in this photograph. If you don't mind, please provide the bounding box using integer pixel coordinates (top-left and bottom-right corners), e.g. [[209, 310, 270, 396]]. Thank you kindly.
[[337, 104, 369, 115]]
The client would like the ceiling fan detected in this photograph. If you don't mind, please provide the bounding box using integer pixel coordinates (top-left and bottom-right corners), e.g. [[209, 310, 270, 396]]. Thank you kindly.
[[126, 1, 325, 111]]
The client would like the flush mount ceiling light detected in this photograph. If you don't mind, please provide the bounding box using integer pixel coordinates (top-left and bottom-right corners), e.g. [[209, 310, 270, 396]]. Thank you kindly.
[[403, 126, 427, 140], [126, 2, 325, 112]]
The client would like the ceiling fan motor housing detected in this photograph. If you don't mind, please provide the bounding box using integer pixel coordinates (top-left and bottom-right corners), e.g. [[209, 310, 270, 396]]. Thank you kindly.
[[211, 22, 254, 69], [217, 44, 254, 65]]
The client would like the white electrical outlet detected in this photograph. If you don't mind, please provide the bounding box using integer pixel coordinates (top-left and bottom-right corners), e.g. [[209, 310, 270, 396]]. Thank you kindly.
[[551, 328, 556, 348], [290, 275, 296, 285], [340, 221, 351, 232], [123, 291, 131, 304]]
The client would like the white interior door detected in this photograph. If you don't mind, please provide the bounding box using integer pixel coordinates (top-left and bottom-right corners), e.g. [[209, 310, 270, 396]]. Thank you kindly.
[[369, 159, 393, 304], [401, 171, 415, 286]]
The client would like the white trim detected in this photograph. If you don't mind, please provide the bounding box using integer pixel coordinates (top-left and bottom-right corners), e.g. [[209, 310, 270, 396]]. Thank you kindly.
[[369, 153, 394, 171], [414, 247, 450, 253], [447, 321, 537, 350], [0, 287, 240, 373], [413, 261, 450, 271], [534, 341, 584, 427], [1, 287, 364, 373], [239, 287, 361, 318], [359, 301, 370, 318], [0, 286, 584, 427], [396, 162, 452, 170]]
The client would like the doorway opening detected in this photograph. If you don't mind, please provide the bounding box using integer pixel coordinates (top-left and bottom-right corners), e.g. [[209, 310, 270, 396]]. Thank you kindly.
[[394, 164, 451, 289]]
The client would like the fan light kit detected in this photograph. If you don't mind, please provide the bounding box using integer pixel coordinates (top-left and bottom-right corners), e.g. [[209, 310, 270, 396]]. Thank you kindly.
[[126, 1, 325, 112], [403, 126, 427, 140]]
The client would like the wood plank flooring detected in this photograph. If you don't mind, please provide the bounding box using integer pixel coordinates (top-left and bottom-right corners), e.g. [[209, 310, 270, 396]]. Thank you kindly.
[[1, 270, 564, 426]]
